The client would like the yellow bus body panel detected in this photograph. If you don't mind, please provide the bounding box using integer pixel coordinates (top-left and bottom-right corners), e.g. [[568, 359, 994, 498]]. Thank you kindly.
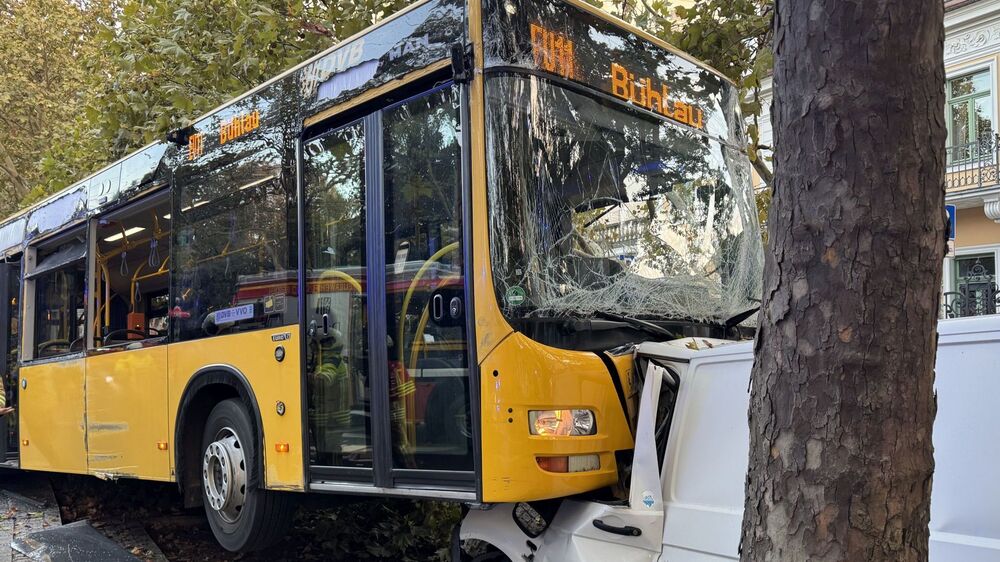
[[167, 326, 304, 491], [468, 57, 514, 362], [467, 41, 638, 503], [480, 333, 635, 503], [85, 346, 170, 481], [19, 358, 88, 474], [610, 351, 640, 431]]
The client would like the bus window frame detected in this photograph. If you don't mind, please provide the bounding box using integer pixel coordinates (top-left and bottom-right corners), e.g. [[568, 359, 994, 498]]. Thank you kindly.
[[87, 188, 171, 354], [21, 224, 89, 364], [300, 77, 481, 494], [301, 114, 375, 485], [169, 149, 293, 344]]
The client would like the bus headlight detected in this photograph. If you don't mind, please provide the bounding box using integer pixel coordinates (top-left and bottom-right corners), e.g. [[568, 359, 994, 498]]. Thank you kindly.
[[528, 409, 596, 436]]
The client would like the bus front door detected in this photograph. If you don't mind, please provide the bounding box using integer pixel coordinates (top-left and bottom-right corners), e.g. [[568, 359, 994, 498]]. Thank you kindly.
[[302, 82, 475, 490]]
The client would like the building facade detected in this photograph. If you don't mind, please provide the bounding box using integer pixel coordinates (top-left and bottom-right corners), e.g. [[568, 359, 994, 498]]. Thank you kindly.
[[757, 0, 1000, 318]]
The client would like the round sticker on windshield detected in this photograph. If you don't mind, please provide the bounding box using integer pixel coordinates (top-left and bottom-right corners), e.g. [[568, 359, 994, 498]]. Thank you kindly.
[[505, 286, 526, 306]]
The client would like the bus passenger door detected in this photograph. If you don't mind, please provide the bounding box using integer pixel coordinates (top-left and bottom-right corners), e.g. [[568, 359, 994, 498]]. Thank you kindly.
[[303, 120, 374, 477], [0, 261, 20, 465], [85, 200, 172, 481], [19, 239, 89, 474], [302, 83, 475, 489], [85, 347, 169, 480], [379, 84, 474, 479]]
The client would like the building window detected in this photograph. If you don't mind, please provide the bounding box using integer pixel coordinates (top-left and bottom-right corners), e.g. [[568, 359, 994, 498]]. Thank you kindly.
[[947, 69, 993, 163], [944, 252, 998, 318]]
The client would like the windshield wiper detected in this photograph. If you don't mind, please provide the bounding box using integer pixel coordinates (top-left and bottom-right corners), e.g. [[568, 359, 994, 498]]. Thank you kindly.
[[723, 306, 760, 329], [593, 311, 675, 339]]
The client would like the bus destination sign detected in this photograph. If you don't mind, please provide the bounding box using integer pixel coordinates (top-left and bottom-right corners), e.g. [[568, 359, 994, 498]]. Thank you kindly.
[[187, 109, 262, 161], [488, 0, 730, 139], [528, 20, 704, 131], [609, 62, 704, 130]]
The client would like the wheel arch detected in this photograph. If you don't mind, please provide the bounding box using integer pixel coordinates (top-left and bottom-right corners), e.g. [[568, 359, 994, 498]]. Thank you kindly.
[[460, 504, 531, 561], [174, 365, 265, 508]]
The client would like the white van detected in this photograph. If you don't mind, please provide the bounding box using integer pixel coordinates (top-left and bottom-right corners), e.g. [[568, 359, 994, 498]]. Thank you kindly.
[[460, 315, 1000, 561]]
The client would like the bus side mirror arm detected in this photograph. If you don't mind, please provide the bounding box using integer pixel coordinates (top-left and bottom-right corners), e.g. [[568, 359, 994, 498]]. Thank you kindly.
[[166, 125, 196, 146], [451, 43, 473, 83]]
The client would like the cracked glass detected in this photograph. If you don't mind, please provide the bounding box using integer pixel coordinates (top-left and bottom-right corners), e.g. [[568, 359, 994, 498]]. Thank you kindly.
[[485, 74, 763, 336]]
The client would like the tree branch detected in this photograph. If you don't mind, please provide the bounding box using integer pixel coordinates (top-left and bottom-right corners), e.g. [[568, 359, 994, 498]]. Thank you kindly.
[[0, 140, 31, 201]]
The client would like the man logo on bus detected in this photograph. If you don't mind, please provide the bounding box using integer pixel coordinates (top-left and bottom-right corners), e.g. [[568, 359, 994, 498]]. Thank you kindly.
[[610, 62, 705, 130]]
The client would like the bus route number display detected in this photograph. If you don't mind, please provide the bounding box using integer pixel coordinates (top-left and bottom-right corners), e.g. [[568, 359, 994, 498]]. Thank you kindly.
[[188, 133, 204, 161], [530, 23, 576, 79]]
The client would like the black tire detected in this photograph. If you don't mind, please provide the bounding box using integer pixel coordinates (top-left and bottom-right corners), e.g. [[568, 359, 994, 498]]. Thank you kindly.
[[201, 398, 295, 552]]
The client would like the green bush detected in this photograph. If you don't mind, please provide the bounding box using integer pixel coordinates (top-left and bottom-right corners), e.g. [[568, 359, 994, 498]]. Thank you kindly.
[[300, 498, 460, 561]]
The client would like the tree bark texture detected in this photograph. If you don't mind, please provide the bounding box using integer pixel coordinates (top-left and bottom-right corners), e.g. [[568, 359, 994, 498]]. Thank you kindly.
[[741, 1, 945, 561]]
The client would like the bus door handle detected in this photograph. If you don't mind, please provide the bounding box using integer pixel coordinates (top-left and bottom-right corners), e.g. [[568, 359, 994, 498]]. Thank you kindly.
[[592, 519, 641, 537], [432, 294, 444, 322], [322, 314, 330, 335]]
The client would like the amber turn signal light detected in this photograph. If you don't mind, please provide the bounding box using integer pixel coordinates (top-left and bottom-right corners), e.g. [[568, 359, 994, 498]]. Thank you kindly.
[[20, 439, 27, 447], [275, 442, 290, 453], [157, 442, 168, 451], [536, 456, 569, 473], [536, 454, 600, 473]]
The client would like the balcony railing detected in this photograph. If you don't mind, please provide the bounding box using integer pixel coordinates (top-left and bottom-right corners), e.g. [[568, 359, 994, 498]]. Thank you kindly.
[[947, 133, 1000, 190], [943, 260, 1000, 319]]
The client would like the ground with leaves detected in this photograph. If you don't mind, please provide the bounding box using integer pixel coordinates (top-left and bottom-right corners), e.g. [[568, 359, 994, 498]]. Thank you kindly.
[[48, 474, 458, 561]]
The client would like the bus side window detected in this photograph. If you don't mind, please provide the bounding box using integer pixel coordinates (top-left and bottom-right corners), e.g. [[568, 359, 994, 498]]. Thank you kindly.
[[170, 150, 298, 342], [27, 241, 87, 359]]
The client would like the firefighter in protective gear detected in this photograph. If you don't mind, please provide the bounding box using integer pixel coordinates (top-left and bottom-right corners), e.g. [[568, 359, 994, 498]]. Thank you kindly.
[[0, 388, 11, 417], [310, 310, 351, 459]]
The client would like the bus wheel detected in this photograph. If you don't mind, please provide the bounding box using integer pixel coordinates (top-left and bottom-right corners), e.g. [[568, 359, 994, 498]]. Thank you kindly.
[[201, 398, 293, 552]]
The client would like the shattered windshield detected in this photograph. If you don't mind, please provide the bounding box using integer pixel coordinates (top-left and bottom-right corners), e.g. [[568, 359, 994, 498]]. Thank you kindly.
[[486, 74, 763, 326]]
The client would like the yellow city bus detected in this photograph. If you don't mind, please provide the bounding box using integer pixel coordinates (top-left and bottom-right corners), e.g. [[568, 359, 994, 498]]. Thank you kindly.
[[0, 0, 762, 553]]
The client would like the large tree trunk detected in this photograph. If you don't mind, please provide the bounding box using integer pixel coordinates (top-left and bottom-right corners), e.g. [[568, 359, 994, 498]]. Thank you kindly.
[[740, 1, 945, 561]]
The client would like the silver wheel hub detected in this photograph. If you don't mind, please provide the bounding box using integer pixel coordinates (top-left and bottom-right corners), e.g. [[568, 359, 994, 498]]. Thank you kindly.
[[202, 427, 247, 523]]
